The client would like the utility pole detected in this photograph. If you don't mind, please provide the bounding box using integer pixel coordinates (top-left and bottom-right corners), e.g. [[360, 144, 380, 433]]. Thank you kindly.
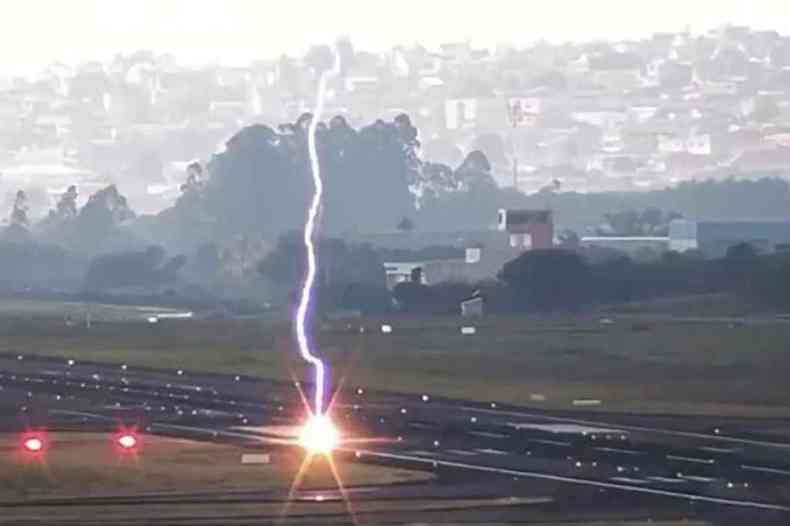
[[506, 97, 520, 191], [512, 118, 519, 191]]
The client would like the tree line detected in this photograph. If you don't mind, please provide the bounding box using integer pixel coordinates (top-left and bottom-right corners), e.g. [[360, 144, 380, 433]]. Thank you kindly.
[[393, 243, 790, 314], [5, 112, 790, 311]]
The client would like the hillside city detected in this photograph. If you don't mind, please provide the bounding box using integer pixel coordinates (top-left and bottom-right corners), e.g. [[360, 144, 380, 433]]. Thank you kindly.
[[4, 23, 790, 221], [3, 23, 790, 316]]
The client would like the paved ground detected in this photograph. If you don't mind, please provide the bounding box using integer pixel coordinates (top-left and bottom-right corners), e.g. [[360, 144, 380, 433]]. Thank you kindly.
[[1, 352, 790, 524]]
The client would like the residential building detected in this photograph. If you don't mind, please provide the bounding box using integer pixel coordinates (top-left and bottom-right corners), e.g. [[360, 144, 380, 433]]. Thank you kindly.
[[497, 209, 554, 249]]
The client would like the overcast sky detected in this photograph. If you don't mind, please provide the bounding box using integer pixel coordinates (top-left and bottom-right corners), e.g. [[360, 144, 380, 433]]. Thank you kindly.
[[2, 0, 789, 75]]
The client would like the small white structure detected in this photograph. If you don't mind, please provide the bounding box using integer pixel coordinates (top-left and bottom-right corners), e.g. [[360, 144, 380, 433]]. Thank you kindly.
[[381, 324, 392, 334], [572, 399, 602, 407], [465, 247, 481, 263], [241, 453, 271, 464], [445, 98, 478, 129], [383, 262, 426, 288], [460, 326, 477, 335], [156, 311, 194, 320], [461, 296, 484, 317]]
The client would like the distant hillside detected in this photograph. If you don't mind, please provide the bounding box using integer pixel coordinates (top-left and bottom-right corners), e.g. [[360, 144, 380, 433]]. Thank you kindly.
[[416, 177, 790, 233]]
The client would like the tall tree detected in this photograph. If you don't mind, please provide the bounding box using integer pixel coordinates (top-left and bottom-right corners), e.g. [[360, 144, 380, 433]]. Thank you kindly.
[[46, 185, 78, 223], [10, 190, 29, 229], [161, 115, 420, 244], [39, 184, 140, 256], [499, 249, 592, 311], [471, 133, 507, 166], [455, 150, 495, 189]]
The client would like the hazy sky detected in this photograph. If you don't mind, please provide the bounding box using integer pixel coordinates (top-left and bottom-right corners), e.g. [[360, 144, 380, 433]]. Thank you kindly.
[[2, 0, 790, 75]]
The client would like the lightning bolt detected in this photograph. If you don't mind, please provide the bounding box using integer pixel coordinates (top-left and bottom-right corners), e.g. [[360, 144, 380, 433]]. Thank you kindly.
[[295, 48, 341, 416]]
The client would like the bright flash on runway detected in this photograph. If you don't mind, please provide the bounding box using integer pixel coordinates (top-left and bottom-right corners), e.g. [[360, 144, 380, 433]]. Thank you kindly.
[[299, 414, 340, 454]]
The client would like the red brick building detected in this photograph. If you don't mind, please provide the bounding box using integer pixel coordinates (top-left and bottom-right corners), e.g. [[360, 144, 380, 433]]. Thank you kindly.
[[497, 209, 554, 249]]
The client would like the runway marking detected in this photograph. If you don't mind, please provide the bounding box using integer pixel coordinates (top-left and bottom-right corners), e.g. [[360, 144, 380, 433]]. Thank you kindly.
[[507, 422, 625, 435], [594, 447, 643, 456], [648, 476, 688, 484], [447, 449, 478, 456], [350, 449, 790, 513], [463, 406, 790, 450], [610, 477, 648, 484], [41, 370, 67, 376], [527, 438, 572, 447], [474, 448, 509, 455], [573, 399, 602, 407], [742, 465, 790, 476], [700, 446, 739, 454], [408, 422, 437, 430], [50, 409, 113, 421], [678, 475, 716, 483], [468, 431, 508, 439], [150, 423, 292, 445], [667, 455, 715, 465]]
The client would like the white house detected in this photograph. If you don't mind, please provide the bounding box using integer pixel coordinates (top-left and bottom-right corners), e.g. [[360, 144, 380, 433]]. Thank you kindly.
[[445, 98, 478, 130]]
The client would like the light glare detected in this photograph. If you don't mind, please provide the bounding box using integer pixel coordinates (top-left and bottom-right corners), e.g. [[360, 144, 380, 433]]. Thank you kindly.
[[299, 414, 340, 454]]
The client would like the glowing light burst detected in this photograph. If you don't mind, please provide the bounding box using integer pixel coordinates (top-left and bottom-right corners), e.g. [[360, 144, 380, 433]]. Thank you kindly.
[[295, 47, 342, 417], [299, 414, 340, 454], [281, 372, 396, 525]]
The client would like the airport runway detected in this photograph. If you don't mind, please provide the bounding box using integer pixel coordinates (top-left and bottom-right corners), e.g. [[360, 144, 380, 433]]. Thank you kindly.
[[2, 352, 790, 524]]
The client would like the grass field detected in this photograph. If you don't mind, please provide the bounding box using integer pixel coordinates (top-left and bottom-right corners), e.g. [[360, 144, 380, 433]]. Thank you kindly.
[[0, 432, 429, 499], [598, 292, 752, 316], [1, 297, 790, 417], [0, 298, 187, 322]]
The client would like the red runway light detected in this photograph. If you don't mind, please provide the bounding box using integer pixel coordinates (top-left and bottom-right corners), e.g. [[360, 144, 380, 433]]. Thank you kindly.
[[23, 436, 43, 453], [117, 433, 137, 450], [114, 428, 140, 454]]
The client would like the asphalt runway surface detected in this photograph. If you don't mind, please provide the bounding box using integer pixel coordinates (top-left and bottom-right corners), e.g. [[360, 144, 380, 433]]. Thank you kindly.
[[2, 352, 790, 525]]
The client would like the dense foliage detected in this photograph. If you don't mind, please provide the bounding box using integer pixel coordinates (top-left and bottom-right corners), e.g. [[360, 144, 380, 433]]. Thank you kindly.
[[258, 233, 390, 313], [150, 114, 421, 251], [396, 245, 790, 314], [84, 245, 186, 292], [5, 112, 790, 313]]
